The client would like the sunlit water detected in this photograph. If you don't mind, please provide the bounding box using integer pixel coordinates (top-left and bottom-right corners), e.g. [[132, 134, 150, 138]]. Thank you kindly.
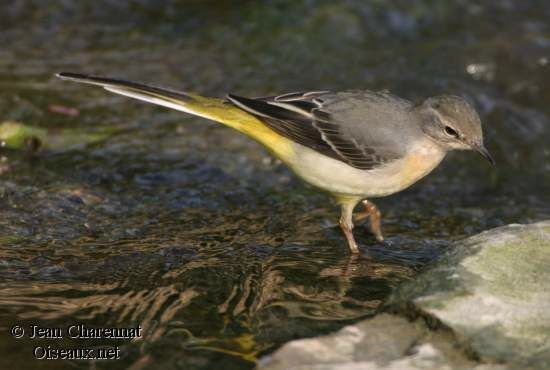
[[0, 1, 548, 369]]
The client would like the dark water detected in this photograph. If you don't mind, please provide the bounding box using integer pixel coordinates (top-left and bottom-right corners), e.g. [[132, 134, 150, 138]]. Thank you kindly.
[[0, 1, 548, 369]]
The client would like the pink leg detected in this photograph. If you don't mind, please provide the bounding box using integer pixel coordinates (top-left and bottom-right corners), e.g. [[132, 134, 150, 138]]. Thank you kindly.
[[353, 199, 384, 242], [339, 201, 360, 253]]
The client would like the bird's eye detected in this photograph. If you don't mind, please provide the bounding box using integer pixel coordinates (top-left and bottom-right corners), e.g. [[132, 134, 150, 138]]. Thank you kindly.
[[444, 126, 459, 137]]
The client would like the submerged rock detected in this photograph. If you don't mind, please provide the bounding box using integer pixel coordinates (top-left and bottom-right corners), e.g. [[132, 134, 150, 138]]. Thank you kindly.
[[0, 120, 115, 151], [259, 221, 550, 370], [0, 120, 46, 150]]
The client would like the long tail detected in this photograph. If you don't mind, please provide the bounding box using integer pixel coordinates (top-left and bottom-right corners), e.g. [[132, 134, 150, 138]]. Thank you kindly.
[[55, 73, 293, 158]]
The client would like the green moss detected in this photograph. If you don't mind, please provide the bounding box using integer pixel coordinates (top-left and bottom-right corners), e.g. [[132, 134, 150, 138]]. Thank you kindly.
[[0, 121, 47, 149], [461, 225, 550, 300], [0, 120, 115, 151]]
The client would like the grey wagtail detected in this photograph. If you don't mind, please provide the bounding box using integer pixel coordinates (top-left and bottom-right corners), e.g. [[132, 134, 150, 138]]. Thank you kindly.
[[55, 72, 494, 253]]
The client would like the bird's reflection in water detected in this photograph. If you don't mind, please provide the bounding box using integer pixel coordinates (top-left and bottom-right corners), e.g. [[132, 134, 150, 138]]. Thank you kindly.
[[0, 242, 414, 368]]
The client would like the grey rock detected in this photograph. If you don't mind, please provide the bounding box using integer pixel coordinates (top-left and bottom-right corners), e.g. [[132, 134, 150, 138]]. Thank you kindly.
[[391, 221, 550, 367], [258, 314, 423, 369], [259, 221, 550, 370], [259, 313, 503, 370]]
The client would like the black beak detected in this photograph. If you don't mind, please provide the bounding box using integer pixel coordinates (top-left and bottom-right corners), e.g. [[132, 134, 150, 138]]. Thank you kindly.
[[473, 144, 495, 166]]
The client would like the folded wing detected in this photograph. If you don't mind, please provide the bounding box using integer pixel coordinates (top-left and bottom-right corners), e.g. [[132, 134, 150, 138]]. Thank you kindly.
[[227, 90, 412, 170]]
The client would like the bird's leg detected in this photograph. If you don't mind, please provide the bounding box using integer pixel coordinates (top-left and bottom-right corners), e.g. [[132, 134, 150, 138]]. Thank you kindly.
[[353, 199, 384, 242], [339, 201, 360, 253]]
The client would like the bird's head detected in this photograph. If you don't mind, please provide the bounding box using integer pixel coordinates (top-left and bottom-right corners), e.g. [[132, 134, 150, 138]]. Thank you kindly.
[[416, 95, 494, 165]]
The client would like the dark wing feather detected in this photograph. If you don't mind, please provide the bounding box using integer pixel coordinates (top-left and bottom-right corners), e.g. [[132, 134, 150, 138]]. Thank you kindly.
[[227, 94, 339, 159], [312, 113, 383, 169], [227, 91, 408, 170]]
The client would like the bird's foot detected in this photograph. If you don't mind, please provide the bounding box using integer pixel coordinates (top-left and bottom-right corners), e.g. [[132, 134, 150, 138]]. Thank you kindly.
[[340, 219, 360, 253], [354, 199, 384, 242]]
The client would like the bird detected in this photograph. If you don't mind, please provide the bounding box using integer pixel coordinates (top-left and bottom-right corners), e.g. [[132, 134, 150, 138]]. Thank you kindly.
[[55, 72, 494, 253]]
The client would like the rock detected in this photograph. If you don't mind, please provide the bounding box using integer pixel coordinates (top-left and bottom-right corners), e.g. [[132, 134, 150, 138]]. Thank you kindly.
[[258, 221, 550, 370], [259, 313, 504, 370], [258, 314, 422, 369], [390, 221, 550, 367]]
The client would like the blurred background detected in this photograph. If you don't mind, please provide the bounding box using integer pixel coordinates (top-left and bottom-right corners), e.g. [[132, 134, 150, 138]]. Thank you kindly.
[[0, 1, 548, 369]]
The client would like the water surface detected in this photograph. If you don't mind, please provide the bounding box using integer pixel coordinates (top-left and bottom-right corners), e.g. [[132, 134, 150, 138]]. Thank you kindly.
[[0, 1, 548, 369]]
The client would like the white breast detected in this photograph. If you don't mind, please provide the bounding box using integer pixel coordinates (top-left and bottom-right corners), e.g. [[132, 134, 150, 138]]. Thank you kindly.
[[284, 137, 446, 198]]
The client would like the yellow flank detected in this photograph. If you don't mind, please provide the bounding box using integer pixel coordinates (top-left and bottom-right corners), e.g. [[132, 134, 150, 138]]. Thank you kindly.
[[334, 194, 362, 206], [184, 94, 295, 162]]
